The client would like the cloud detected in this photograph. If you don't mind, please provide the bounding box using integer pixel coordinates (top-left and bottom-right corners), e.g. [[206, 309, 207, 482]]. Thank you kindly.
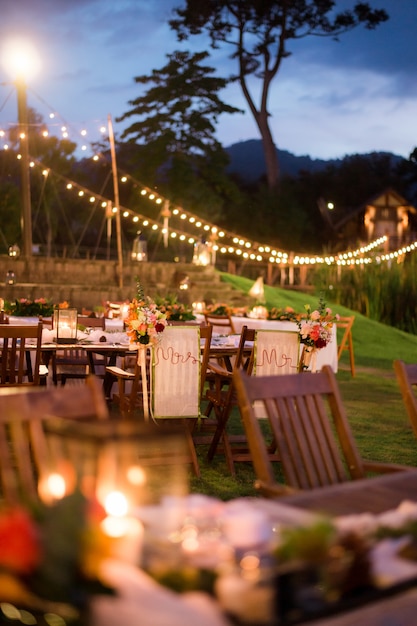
[[0, 0, 415, 160]]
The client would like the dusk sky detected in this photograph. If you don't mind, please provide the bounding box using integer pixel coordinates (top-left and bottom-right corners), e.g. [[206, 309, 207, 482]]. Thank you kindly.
[[0, 0, 415, 162]]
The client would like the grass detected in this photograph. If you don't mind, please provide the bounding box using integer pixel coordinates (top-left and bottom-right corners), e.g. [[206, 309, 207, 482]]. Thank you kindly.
[[189, 273, 417, 499]]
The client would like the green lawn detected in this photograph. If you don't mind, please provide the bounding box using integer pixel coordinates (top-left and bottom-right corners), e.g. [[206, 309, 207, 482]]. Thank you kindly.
[[189, 274, 417, 499]]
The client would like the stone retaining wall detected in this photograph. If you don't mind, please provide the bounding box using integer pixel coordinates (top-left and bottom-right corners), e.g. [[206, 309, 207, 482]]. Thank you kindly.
[[0, 256, 251, 311]]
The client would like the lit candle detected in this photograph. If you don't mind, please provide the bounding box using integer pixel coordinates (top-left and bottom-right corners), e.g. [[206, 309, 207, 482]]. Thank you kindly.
[[101, 490, 144, 565], [58, 323, 72, 338], [38, 471, 68, 504]]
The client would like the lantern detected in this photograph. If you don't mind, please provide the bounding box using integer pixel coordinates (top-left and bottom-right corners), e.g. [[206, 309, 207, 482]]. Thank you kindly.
[[41, 420, 189, 508], [131, 231, 148, 262], [53, 307, 78, 343], [5, 270, 16, 285], [40, 420, 189, 564], [249, 276, 265, 303]]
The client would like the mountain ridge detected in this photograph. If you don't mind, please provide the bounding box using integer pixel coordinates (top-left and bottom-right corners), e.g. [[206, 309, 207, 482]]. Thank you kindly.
[[225, 138, 404, 181]]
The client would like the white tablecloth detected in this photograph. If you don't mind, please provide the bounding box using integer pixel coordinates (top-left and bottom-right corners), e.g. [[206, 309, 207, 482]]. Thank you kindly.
[[231, 316, 338, 373], [196, 315, 338, 373]]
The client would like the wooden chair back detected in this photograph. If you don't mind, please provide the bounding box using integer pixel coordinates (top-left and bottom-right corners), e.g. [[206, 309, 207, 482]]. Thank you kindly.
[[152, 324, 213, 415], [152, 325, 209, 418], [394, 359, 417, 439], [336, 315, 355, 376], [105, 326, 212, 476], [109, 325, 212, 417], [234, 365, 408, 497], [0, 376, 109, 505], [78, 316, 105, 329], [151, 324, 213, 476], [0, 323, 43, 386], [204, 312, 236, 334]]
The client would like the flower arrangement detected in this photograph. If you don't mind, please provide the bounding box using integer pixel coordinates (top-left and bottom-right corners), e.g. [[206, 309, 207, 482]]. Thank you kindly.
[[0, 492, 114, 624], [205, 303, 231, 316], [154, 294, 196, 322], [125, 282, 167, 346], [4, 298, 55, 317], [297, 297, 339, 350], [267, 306, 298, 322], [247, 304, 269, 319]]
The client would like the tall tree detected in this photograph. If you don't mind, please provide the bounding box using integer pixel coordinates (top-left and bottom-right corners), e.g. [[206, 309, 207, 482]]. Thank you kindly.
[[170, 1, 389, 189], [117, 49, 243, 219], [118, 49, 241, 160]]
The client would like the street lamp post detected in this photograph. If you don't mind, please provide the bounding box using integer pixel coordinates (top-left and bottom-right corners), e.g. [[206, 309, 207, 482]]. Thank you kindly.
[[2, 38, 40, 258], [16, 77, 32, 258]]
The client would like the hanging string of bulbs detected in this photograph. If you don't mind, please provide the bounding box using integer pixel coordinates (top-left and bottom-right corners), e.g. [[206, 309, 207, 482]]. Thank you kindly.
[[34, 156, 416, 268], [1, 93, 415, 267]]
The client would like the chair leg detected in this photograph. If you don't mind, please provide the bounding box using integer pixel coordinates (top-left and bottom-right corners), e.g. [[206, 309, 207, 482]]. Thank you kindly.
[[207, 405, 237, 476], [182, 419, 201, 478], [348, 334, 355, 377]]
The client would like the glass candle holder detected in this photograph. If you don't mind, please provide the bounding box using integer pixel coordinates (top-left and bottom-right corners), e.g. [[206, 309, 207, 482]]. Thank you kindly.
[[53, 307, 78, 343]]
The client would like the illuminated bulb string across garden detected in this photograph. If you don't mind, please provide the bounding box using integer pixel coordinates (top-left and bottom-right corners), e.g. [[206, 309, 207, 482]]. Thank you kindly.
[[19, 157, 417, 269]]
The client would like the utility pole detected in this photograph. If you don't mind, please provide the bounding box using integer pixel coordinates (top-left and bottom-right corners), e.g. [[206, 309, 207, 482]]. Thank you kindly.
[[16, 77, 32, 257], [108, 114, 123, 288]]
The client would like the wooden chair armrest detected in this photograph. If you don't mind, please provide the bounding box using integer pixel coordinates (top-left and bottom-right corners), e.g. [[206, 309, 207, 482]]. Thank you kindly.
[[362, 460, 414, 474], [255, 479, 298, 498], [105, 366, 135, 380], [206, 362, 233, 379]]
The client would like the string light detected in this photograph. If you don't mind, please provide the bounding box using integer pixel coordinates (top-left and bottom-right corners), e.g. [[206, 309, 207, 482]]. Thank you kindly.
[[27, 152, 406, 267], [0, 97, 411, 269]]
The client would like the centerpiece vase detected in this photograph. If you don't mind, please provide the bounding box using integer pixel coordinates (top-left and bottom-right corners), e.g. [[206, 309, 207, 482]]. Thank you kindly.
[[299, 345, 318, 373], [129, 342, 150, 421]]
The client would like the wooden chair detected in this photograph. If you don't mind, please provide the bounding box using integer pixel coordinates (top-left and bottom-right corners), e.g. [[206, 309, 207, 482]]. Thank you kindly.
[[233, 365, 410, 498], [204, 327, 300, 475], [106, 325, 212, 424], [336, 315, 355, 376], [77, 315, 105, 329], [393, 359, 417, 439], [0, 376, 109, 505], [204, 312, 236, 334], [0, 322, 45, 386], [150, 324, 213, 476], [52, 316, 106, 385], [193, 326, 254, 474]]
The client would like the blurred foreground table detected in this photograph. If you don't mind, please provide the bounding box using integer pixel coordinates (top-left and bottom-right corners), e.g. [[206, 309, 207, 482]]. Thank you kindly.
[[277, 469, 417, 516]]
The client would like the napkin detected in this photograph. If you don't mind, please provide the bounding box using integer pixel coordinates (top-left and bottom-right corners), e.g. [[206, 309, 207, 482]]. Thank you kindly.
[[91, 559, 231, 626]]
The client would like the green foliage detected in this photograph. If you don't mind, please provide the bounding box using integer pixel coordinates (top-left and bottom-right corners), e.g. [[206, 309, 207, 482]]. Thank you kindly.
[[117, 49, 244, 220], [153, 293, 196, 321], [277, 520, 336, 564], [4, 298, 55, 317], [119, 50, 242, 155], [220, 272, 417, 370], [314, 256, 417, 334]]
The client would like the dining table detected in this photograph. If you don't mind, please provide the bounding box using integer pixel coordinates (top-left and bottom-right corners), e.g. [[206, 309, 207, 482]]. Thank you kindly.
[[196, 314, 338, 373], [89, 470, 417, 626], [276, 468, 417, 517], [22, 323, 248, 398]]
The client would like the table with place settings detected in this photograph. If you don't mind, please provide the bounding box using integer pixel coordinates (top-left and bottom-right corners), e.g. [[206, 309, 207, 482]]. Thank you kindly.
[[196, 314, 338, 372]]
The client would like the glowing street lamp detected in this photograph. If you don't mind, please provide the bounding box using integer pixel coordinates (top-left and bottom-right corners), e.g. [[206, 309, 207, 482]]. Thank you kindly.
[[1, 38, 41, 258]]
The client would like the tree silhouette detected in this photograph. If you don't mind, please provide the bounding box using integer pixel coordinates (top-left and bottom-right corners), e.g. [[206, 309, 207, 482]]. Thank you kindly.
[[171, 1, 388, 190]]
